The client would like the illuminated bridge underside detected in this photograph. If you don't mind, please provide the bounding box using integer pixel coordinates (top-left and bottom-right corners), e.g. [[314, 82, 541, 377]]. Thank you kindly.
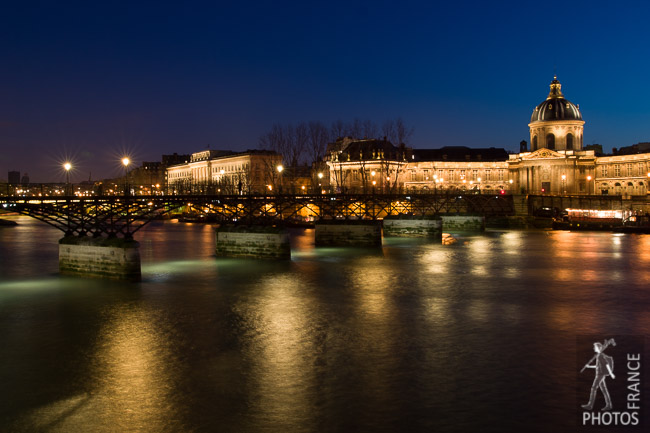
[[1, 194, 513, 237]]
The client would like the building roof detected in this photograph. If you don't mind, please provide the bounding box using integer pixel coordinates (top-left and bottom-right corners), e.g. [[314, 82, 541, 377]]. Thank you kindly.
[[530, 76, 582, 123], [412, 146, 509, 162], [327, 137, 406, 161]]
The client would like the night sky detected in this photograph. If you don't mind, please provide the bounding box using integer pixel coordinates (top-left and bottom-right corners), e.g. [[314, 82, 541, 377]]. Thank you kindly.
[[2, 1, 650, 182]]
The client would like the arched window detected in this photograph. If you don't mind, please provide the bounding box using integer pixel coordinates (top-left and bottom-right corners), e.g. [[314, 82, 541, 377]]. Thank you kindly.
[[546, 133, 555, 150], [566, 133, 574, 150], [532, 135, 538, 150]]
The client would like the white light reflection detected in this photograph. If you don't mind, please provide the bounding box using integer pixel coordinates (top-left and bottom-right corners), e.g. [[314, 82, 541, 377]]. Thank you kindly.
[[89, 307, 177, 431], [499, 231, 523, 254], [418, 247, 450, 275], [237, 273, 314, 429]]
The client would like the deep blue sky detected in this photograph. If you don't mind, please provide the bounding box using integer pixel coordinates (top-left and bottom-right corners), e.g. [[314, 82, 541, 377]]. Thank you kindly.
[[2, 1, 650, 182]]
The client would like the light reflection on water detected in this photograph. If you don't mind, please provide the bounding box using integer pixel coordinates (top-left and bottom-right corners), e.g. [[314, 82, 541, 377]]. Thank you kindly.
[[0, 216, 649, 432]]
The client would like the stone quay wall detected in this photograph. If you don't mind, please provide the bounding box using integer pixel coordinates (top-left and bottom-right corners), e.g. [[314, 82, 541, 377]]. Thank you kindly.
[[215, 226, 290, 259], [382, 216, 442, 238], [59, 236, 141, 281], [315, 221, 382, 247], [440, 215, 485, 232]]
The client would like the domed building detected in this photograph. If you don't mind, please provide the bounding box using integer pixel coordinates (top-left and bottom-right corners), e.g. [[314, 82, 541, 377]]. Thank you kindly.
[[507, 76, 597, 195], [529, 76, 585, 151], [322, 75, 649, 204]]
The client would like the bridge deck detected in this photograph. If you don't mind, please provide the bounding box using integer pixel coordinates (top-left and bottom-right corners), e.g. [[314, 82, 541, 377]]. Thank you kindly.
[[1, 193, 514, 238]]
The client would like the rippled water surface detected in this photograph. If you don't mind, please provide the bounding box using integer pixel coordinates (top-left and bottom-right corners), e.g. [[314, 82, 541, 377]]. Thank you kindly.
[[0, 216, 649, 432]]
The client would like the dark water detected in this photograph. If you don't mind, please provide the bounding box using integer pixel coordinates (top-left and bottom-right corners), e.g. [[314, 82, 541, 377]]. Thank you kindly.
[[0, 216, 649, 432]]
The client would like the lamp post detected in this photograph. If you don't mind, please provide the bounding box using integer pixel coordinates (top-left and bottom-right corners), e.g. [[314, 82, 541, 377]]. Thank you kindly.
[[587, 175, 592, 195], [277, 165, 283, 193], [122, 157, 130, 196], [318, 172, 323, 194], [561, 174, 566, 195], [63, 162, 71, 195], [477, 177, 481, 194]]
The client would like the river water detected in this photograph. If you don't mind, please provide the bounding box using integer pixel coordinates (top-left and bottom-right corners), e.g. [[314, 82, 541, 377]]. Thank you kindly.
[[0, 216, 648, 432]]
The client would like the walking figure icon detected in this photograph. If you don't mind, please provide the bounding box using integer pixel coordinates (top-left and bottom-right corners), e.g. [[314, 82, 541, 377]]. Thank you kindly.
[[580, 338, 616, 411]]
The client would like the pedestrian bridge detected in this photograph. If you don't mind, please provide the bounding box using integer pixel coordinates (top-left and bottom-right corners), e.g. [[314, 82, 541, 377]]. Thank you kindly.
[[0, 193, 514, 237]]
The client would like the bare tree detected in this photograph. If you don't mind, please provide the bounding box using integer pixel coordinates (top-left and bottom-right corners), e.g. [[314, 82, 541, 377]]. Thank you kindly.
[[307, 121, 329, 163], [330, 120, 347, 141], [293, 123, 309, 166], [362, 119, 378, 139], [382, 117, 414, 146]]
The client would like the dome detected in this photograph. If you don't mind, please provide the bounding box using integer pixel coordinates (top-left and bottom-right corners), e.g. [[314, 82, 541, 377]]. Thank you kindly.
[[530, 76, 582, 122]]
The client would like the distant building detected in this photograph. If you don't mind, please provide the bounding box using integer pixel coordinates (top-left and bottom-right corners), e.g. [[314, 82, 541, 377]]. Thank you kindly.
[[405, 147, 510, 194], [20, 173, 30, 184], [584, 144, 603, 156], [8, 171, 20, 185], [325, 137, 410, 193], [166, 149, 282, 194], [613, 142, 650, 155], [323, 76, 650, 197], [162, 153, 191, 166]]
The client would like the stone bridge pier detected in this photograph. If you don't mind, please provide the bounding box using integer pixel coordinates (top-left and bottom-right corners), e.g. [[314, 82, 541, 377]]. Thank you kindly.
[[58, 236, 142, 281]]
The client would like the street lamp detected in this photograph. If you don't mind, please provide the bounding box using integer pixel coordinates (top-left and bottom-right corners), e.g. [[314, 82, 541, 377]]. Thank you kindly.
[[276, 165, 283, 193], [561, 174, 566, 195], [122, 157, 130, 196], [63, 162, 71, 194], [477, 177, 481, 193], [587, 175, 592, 195]]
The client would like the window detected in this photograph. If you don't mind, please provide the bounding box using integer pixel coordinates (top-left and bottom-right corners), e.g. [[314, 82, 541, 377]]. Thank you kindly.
[[532, 135, 538, 150], [566, 133, 574, 150], [485, 170, 491, 181], [601, 166, 608, 177], [472, 170, 478, 181], [546, 133, 555, 150], [498, 170, 504, 181], [614, 165, 621, 177], [627, 164, 633, 177]]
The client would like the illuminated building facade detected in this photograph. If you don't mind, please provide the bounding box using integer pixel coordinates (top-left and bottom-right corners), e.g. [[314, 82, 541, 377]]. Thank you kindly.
[[166, 149, 282, 194], [325, 137, 410, 193], [324, 76, 650, 197]]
